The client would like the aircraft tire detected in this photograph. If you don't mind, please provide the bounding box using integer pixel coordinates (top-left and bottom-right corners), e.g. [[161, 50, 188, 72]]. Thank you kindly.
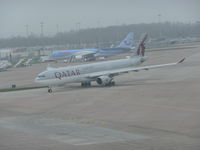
[[48, 88, 52, 93], [111, 81, 115, 86], [105, 81, 115, 87], [87, 82, 91, 86], [81, 82, 91, 87]]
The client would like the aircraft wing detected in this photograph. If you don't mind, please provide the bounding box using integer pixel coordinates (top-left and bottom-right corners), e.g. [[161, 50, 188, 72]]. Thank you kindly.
[[86, 58, 185, 78]]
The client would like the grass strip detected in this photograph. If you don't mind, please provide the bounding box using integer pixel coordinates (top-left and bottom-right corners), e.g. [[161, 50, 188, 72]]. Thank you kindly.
[[147, 44, 200, 52]]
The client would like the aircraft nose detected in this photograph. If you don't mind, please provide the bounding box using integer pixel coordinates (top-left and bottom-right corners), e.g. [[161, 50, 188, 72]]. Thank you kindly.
[[34, 77, 40, 83]]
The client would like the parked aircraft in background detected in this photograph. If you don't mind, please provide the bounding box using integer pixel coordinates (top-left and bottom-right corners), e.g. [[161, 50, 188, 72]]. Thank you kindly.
[[48, 32, 135, 62], [0, 60, 12, 71], [14, 58, 32, 67], [35, 34, 185, 93]]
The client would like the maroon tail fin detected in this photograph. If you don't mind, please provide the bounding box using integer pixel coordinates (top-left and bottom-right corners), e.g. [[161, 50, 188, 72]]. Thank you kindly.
[[136, 33, 148, 56]]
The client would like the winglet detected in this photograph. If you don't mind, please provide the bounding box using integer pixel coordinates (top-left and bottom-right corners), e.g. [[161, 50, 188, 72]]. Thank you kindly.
[[178, 57, 186, 64]]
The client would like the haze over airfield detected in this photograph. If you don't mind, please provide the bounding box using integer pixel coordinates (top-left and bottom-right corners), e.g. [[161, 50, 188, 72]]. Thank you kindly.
[[0, 0, 200, 38]]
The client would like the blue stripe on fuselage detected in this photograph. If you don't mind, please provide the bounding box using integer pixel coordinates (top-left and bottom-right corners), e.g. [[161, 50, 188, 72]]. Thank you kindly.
[[98, 49, 124, 55], [49, 49, 98, 58], [49, 48, 130, 58]]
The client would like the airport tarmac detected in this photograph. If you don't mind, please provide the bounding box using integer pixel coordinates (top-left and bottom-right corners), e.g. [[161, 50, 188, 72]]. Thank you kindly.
[[0, 45, 200, 150]]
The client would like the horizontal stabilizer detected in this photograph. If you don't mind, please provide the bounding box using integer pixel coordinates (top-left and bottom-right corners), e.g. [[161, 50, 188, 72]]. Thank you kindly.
[[177, 57, 185, 64]]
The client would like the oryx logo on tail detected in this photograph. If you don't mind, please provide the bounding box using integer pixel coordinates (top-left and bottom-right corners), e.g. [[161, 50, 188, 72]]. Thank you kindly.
[[136, 33, 148, 56]]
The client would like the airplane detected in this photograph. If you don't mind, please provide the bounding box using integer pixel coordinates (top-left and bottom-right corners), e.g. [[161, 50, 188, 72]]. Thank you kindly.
[[0, 60, 12, 71], [35, 34, 185, 93], [14, 58, 32, 67], [48, 32, 135, 62]]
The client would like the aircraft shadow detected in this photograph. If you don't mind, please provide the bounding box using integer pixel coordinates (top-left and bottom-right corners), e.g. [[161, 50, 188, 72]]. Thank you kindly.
[[53, 78, 161, 93]]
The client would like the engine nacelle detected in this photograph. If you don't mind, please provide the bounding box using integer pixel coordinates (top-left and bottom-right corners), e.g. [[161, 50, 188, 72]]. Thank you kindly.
[[96, 75, 112, 86]]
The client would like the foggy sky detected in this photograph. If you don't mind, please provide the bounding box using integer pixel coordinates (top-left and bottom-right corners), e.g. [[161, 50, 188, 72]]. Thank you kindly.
[[0, 0, 200, 38]]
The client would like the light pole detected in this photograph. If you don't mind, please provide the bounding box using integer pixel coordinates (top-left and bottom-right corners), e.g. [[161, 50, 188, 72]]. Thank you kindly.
[[158, 14, 162, 37], [56, 24, 59, 34], [25, 24, 29, 37], [40, 22, 44, 37], [158, 14, 161, 23]]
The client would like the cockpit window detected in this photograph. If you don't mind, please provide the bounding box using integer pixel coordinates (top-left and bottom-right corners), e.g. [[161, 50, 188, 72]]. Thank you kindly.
[[38, 75, 46, 78]]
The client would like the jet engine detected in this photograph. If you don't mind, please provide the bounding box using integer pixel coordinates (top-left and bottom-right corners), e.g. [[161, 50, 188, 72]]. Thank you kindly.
[[96, 75, 112, 86]]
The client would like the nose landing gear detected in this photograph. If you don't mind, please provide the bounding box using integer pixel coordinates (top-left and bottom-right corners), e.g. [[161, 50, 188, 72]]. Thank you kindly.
[[48, 86, 52, 93]]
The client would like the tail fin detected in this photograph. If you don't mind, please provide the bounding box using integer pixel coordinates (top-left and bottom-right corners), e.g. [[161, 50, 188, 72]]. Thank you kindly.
[[118, 32, 134, 49], [135, 33, 148, 56]]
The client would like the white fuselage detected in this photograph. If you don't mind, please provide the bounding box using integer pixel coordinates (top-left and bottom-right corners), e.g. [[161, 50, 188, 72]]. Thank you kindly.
[[35, 56, 147, 86]]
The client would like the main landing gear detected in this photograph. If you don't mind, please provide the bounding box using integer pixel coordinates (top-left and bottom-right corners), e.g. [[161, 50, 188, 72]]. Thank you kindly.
[[103, 81, 115, 87], [81, 82, 91, 87], [108, 81, 115, 86]]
